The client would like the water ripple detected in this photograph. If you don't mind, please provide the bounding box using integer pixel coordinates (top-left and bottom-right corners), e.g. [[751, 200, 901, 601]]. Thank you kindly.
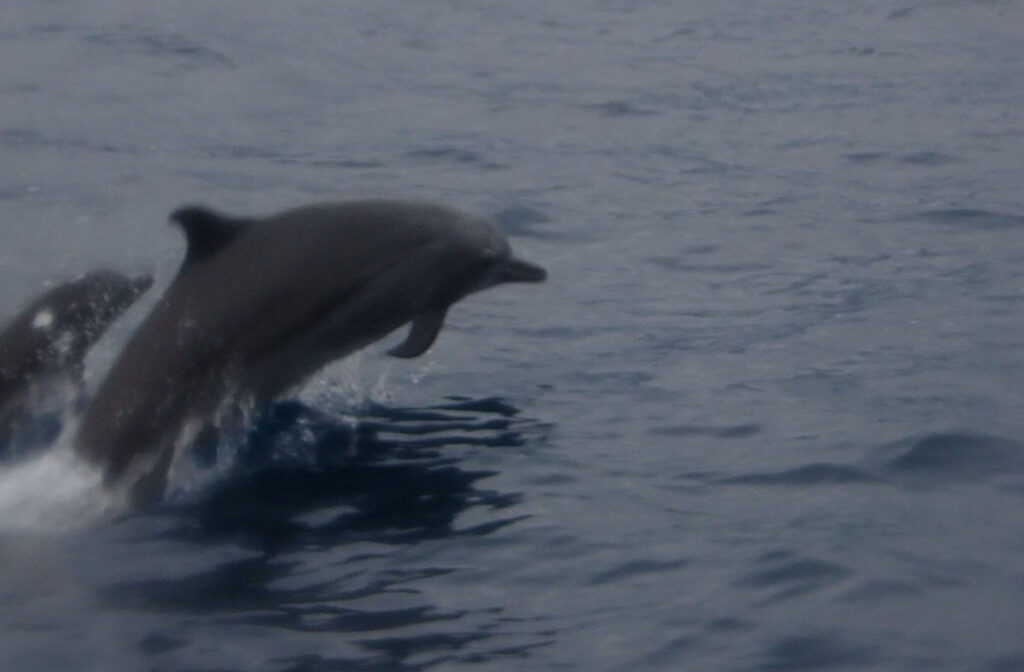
[[877, 432, 1024, 484], [84, 26, 233, 69], [906, 209, 1024, 230], [491, 204, 553, 240], [735, 552, 851, 604], [588, 558, 690, 586], [719, 463, 877, 486], [716, 431, 1024, 491], [757, 633, 877, 671]]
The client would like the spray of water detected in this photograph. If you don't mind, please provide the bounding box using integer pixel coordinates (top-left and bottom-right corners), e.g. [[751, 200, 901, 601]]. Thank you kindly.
[[0, 349, 436, 531], [0, 440, 116, 533]]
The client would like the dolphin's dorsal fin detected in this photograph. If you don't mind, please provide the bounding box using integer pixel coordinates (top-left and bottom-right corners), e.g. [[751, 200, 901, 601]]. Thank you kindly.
[[387, 307, 449, 358], [169, 205, 250, 265]]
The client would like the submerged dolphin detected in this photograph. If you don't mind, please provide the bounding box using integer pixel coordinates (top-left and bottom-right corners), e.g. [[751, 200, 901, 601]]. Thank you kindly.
[[0, 270, 153, 449], [75, 200, 546, 503]]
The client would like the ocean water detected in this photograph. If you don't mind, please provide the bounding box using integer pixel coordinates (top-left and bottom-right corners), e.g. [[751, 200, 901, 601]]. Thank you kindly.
[[2, 1, 1023, 670]]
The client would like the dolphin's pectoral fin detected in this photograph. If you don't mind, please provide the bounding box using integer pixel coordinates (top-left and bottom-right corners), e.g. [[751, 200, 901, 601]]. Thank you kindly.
[[169, 206, 253, 266], [388, 307, 449, 358]]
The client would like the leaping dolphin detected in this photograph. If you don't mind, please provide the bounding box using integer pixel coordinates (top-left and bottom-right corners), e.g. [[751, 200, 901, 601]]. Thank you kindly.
[[0, 270, 153, 450], [74, 200, 546, 504]]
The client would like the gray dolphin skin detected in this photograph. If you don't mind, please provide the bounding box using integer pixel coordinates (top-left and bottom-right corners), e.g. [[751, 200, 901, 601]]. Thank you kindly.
[[0, 270, 154, 448], [74, 200, 546, 503]]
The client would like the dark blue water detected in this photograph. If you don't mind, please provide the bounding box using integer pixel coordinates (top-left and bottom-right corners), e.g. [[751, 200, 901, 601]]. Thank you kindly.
[[2, 1, 1023, 670]]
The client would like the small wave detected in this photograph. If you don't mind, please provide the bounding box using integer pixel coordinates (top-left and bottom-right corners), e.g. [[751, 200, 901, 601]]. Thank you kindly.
[[650, 422, 761, 439], [887, 7, 915, 20], [588, 558, 690, 586], [492, 205, 552, 239], [646, 255, 773, 274], [758, 634, 877, 671], [901, 151, 959, 166], [877, 432, 1024, 483], [582, 100, 656, 118], [84, 26, 233, 68], [844, 151, 888, 163], [406, 147, 485, 164], [845, 149, 960, 166], [719, 463, 876, 486], [734, 552, 852, 604], [906, 208, 1024, 230], [711, 432, 1024, 492]]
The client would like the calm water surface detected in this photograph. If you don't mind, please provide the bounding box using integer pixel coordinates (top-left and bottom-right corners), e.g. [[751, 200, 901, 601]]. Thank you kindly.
[[1, 1, 1023, 670]]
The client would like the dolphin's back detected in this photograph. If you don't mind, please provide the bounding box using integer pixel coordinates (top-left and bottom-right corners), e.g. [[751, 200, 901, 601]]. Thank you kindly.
[[165, 201, 504, 370]]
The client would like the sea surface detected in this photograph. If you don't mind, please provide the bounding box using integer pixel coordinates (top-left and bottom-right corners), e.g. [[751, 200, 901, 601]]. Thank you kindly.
[[2, 1, 1023, 670]]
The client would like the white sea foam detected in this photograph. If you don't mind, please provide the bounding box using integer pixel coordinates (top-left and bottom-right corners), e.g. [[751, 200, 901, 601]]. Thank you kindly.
[[0, 444, 116, 533]]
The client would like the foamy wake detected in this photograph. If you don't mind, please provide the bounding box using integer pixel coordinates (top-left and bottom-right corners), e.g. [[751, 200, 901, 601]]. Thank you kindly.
[[0, 445, 118, 533]]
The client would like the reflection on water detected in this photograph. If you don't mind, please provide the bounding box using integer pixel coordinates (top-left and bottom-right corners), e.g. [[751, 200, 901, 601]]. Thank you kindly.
[[96, 396, 546, 671]]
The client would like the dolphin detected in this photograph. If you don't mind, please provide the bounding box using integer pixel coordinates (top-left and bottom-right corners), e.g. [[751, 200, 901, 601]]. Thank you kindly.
[[74, 200, 546, 503], [0, 270, 154, 451]]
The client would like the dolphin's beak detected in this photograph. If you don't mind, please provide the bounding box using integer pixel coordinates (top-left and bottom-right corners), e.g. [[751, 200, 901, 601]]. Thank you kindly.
[[499, 257, 547, 284]]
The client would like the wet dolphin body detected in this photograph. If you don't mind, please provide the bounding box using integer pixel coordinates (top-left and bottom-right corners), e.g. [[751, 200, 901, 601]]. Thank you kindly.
[[0, 270, 154, 450], [75, 200, 546, 503]]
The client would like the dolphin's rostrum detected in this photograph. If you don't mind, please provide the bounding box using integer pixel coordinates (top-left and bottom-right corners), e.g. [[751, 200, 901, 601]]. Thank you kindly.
[[74, 200, 546, 503]]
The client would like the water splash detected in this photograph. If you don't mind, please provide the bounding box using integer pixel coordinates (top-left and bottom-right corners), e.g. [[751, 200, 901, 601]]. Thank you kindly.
[[0, 350, 441, 521], [0, 443, 115, 532]]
